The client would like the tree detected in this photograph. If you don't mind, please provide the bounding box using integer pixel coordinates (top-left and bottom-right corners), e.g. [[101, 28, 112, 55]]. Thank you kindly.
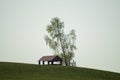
[[44, 17, 76, 66]]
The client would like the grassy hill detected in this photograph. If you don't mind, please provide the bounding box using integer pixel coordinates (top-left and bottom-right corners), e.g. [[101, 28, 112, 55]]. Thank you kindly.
[[0, 62, 120, 80]]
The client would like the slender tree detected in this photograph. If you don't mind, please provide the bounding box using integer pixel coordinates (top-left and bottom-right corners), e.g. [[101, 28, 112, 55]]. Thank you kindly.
[[45, 17, 76, 66]]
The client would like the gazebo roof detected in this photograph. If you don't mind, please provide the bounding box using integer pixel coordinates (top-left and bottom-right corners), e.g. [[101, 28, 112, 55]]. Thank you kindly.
[[39, 55, 62, 61]]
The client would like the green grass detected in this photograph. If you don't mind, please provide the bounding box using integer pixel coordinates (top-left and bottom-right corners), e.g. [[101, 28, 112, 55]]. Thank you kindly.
[[0, 62, 120, 80]]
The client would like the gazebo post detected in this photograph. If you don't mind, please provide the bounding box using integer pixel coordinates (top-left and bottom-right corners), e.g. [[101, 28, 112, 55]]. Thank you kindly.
[[51, 61, 53, 65], [48, 61, 50, 65], [43, 61, 44, 65], [60, 61, 62, 65], [38, 61, 40, 65]]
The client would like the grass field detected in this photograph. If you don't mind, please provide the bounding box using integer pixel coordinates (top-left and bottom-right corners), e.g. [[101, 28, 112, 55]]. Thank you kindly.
[[0, 62, 120, 80]]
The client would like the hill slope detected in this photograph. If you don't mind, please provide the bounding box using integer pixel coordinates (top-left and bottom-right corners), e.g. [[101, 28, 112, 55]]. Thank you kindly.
[[0, 62, 120, 80]]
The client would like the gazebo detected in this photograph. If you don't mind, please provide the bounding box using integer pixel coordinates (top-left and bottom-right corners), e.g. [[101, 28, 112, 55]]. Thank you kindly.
[[38, 55, 62, 65]]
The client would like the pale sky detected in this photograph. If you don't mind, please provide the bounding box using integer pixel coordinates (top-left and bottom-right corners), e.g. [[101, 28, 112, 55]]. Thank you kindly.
[[0, 0, 120, 73]]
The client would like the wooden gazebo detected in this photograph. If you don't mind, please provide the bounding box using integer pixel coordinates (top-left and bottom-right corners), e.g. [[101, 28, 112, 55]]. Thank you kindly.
[[38, 55, 62, 65]]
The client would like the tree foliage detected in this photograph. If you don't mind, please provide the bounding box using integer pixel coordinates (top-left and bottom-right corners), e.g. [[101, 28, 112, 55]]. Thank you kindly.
[[45, 17, 76, 66]]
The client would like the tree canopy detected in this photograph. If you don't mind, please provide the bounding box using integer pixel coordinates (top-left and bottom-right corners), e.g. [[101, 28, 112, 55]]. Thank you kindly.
[[45, 17, 76, 66]]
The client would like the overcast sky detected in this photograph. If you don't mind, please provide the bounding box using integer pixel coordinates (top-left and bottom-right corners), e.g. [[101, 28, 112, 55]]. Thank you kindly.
[[0, 0, 120, 73]]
